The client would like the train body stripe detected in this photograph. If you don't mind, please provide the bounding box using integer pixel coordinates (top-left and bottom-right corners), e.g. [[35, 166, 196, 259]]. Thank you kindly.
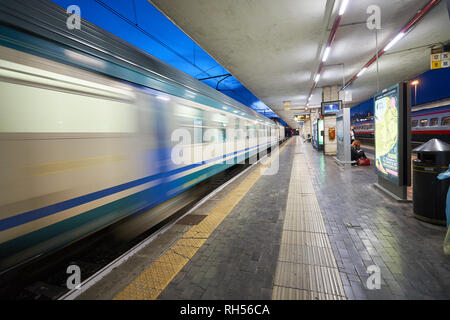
[[0, 142, 271, 232], [411, 130, 450, 134], [0, 161, 235, 261], [355, 130, 450, 134], [411, 110, 450, 118]]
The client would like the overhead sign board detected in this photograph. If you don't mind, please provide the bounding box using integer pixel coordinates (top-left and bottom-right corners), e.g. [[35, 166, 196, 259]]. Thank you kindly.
[[321, 100, 342, 115], [430, 49, 449, 69], [296, 114, 310, 121]]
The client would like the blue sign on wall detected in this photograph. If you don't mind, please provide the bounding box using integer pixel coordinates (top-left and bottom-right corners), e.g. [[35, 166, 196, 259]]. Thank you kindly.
[[321, 100, 342, 115]]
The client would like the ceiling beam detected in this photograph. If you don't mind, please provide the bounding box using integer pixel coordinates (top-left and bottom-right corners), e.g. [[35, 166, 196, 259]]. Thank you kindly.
[[340, 0, 440, 91]]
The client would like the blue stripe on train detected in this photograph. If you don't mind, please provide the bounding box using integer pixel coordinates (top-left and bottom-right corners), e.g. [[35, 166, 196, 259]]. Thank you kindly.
[[0, 142, 269, 232], [0, 162, 231, 265]]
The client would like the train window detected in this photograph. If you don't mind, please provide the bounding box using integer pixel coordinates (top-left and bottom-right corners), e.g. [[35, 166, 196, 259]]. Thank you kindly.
[[0, 65, 139, 133], [420, 119, 428, 127], [235, 118, 242, 139], [193, 119, 203, 144], [220, 128, 226, 142], [429, 118, 438, 126], [175, 104, 202, 121], [245, 122, 250, 139], [441, 117, 450, 126], [211, 113, 228, 127], [174, 104, 204, 143], [411, 120, 418, 127], [211, 128, 226, 143]]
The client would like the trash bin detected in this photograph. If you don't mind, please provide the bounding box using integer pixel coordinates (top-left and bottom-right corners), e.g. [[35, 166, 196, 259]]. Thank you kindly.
[[412, 139, 450, 225]]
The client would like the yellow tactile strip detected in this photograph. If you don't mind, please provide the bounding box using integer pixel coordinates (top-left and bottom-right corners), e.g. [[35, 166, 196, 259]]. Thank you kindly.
[[114, 143, 287, 300], [272, 139, 346, 300]]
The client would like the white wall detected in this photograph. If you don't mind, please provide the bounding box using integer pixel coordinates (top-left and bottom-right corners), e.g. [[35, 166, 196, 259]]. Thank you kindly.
[[323, 115, 337, 155]]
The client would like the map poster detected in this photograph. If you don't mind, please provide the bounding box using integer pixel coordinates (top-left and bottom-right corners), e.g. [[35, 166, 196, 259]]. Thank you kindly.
[[374, 84, 400, 185]]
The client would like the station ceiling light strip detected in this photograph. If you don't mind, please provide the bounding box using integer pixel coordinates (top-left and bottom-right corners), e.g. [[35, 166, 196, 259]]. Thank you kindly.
[[306, 0, 348, 106], [340, 0, 439, 92]]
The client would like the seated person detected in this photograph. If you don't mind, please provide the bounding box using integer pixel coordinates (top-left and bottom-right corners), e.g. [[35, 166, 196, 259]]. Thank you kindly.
[[351, 140, 367, 162]]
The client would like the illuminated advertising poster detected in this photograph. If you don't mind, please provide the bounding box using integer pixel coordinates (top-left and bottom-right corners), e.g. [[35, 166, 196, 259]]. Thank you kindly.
[[374, 84, 399, 185], [318, 119, 324, 146]]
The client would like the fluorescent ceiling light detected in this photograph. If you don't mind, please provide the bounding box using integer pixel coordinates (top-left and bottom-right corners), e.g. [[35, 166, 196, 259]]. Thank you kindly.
[[357, 67, 367, 77], [384, 32, 405, 51], [322, 47, 331, 62], [339, 0, 349, 16], [314, 74, 321, 82], [339, 0, 349, 15]]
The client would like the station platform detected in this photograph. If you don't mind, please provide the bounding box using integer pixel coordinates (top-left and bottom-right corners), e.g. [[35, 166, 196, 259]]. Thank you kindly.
[[73, 137, 450, 300]]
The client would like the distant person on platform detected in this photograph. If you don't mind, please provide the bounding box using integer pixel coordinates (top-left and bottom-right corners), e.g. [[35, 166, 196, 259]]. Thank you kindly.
[[351, 140, 367, 162], [350, 125, 356, 144]]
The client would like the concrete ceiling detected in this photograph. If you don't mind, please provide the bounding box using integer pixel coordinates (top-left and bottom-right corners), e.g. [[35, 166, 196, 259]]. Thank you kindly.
[[149, 0, 450, 128]]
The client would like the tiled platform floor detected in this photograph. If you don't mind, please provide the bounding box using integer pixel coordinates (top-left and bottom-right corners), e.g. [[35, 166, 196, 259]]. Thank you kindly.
[[157, 141, 294, 299], [307, 141, 450, 299], [79, 137, 450, 299], [159, 137, 449, 299]]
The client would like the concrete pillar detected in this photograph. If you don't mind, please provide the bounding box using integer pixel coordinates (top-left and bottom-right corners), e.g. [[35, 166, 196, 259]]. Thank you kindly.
[[322, 85, 339, 102], [323, 116, 337, 155], [322, 86, 339, 156]]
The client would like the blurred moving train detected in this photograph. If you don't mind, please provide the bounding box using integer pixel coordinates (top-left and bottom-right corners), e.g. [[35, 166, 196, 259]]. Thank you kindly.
[[353, 102, 450, 145], [0, 1, 286, 272]]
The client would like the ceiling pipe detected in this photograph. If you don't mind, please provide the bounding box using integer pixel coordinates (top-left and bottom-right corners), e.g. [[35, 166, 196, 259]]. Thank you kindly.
[[307, 1, 344, 103], [340, 0, 440, 92]]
